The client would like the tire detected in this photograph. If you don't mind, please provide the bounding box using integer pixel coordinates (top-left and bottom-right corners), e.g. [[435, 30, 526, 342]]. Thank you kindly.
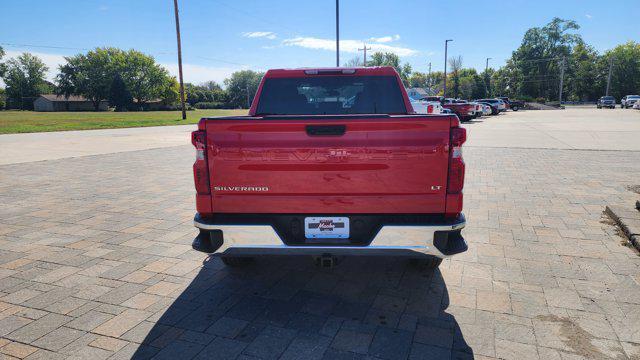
[[221, 256, 253, 267], [410, 257, 443, 269], [512, 106, 519, 111]]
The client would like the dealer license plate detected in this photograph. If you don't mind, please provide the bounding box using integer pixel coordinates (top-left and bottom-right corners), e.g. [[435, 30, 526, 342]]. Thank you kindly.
[[304, 217, 349, 239]]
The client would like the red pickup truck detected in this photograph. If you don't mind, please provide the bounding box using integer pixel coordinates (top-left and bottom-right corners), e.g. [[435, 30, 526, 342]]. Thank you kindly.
[[423, 97, 475, 122], [191, 67, 467, 268]]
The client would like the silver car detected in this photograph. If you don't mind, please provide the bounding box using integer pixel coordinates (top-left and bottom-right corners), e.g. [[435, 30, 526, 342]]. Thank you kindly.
[[621, 95, 640, 109]]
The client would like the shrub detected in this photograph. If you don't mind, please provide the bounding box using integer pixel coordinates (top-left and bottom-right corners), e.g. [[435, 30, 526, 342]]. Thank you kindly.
[[534, 97, 546, 104], [194, 101, 225, 109]]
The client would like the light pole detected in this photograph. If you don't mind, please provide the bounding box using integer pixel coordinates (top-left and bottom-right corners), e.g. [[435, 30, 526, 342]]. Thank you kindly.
[[335, 0, 340, 67], [485, 57, 491, 97], [443, 39, 453, 98], [606, 57, 614, 96], [173, 0, 187, 120]]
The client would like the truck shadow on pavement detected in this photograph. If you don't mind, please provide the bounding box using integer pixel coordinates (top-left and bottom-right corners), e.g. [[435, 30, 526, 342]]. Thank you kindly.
[[131, 256, 473, 359]]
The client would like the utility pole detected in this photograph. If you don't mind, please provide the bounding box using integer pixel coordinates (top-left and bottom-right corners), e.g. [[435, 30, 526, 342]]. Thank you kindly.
[[246, 85, 250, 109], [485, 57, 491, 97], [558, 57, 565, 104], [606, 57, 614, 96], [427, 62, 432, 89], [172, 0, 187, 120], [335, 0, 340, 67], [358, 44, 371, 66], [443, 39, 453, 98]]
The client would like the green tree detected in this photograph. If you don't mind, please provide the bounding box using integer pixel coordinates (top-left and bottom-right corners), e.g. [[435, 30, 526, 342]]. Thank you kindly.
[[56, 47, 123, 110], [491, 62, 521, 98], [202, 80, 222, 92], [120, 50, 170, 105], [368, 52, 412, 85], [109, 73, 132, 111], [601, 41, 640, 101], [161, 76, 181, 106], [224, 70, 264, 108], [427, 71, 445, 95], [566, 41, 601, 101], [57, 47, 174, 111], [447, 56, 463, 98], [0, 87, 6, 110], [408, 72, 428, 88], [0, 46, 7, 78], [511, 18, 581, 100], [2, 52, 50, 110]]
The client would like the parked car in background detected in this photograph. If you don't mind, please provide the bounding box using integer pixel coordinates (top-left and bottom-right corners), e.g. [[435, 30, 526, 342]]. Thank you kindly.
[[411, 98, 442, 114], [621, 95, 640, 109], [597, 96, 616, 109], [469, 102, 484, 118], [476, 99, 504, 114], [634, 101, 640, 110], [499, 97, 525, 111], [496, 99, 507, 112], [475, 101, 498, 115], [481, 103, 492, 116], [497, 97, 510, 110], [191, 66, 468, 268], [441, 98, 475, 122]]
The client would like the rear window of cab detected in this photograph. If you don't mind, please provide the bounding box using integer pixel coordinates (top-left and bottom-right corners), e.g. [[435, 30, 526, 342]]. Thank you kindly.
[[255, 75, 407, 115]]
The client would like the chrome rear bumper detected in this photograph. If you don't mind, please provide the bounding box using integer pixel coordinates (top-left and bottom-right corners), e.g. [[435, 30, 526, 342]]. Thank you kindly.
[[193, 214, 466, 258]]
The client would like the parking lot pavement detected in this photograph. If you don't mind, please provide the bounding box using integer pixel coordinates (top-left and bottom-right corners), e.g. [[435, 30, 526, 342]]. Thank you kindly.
[[0, 125, 192, 165], [463, 107, 640, 151], [1, 111, 640, 359]]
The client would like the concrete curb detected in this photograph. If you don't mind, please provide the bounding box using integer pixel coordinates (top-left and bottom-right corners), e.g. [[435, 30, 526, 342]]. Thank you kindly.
[[605, 205, 640, 251]]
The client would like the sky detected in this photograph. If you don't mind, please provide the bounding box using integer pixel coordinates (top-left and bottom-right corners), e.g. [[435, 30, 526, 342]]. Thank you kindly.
[[1, 0, 639, 86]]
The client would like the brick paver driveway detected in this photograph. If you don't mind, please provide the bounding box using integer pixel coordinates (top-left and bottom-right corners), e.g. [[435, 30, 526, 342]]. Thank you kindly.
[[1, 111, 640, 359]]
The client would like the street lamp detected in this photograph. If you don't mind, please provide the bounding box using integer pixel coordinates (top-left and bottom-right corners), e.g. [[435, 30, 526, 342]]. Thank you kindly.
[[485, 57, 492, 97], [335, 0, 340, 67], [443, 39, 453, 98]]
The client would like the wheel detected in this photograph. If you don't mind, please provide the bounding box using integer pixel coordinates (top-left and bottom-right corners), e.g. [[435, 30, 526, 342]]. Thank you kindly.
[[512, 106, 519, 111], [597, 105, 601, 109], [410, 257, 443, 269], [221, 256, 253, 267]]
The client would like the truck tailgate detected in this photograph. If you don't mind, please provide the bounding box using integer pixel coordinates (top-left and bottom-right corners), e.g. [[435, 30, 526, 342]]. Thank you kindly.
[[205, 115, 453, 214]]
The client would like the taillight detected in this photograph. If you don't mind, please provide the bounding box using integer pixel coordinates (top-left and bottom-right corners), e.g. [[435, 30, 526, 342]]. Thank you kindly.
[[191, 130, 210, 195], [447, 127, 466, 194], [427, 104, 434, 114]]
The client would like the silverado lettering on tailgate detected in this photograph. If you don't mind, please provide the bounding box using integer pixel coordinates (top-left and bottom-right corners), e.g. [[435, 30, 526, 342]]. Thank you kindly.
[[213, 186, 270, 192]]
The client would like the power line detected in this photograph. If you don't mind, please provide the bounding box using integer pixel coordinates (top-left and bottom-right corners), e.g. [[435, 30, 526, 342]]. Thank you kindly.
[[512, 56, 564, 64], [0, 42, 90, 51], [210, 0, 299, 36]]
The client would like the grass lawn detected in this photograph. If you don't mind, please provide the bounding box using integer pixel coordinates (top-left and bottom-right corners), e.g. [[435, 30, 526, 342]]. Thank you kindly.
[[0, 109, 248, 134]]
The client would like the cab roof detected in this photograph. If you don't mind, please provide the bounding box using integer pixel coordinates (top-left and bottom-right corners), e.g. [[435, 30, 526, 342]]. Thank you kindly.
[[263, 66, 400, 78]]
